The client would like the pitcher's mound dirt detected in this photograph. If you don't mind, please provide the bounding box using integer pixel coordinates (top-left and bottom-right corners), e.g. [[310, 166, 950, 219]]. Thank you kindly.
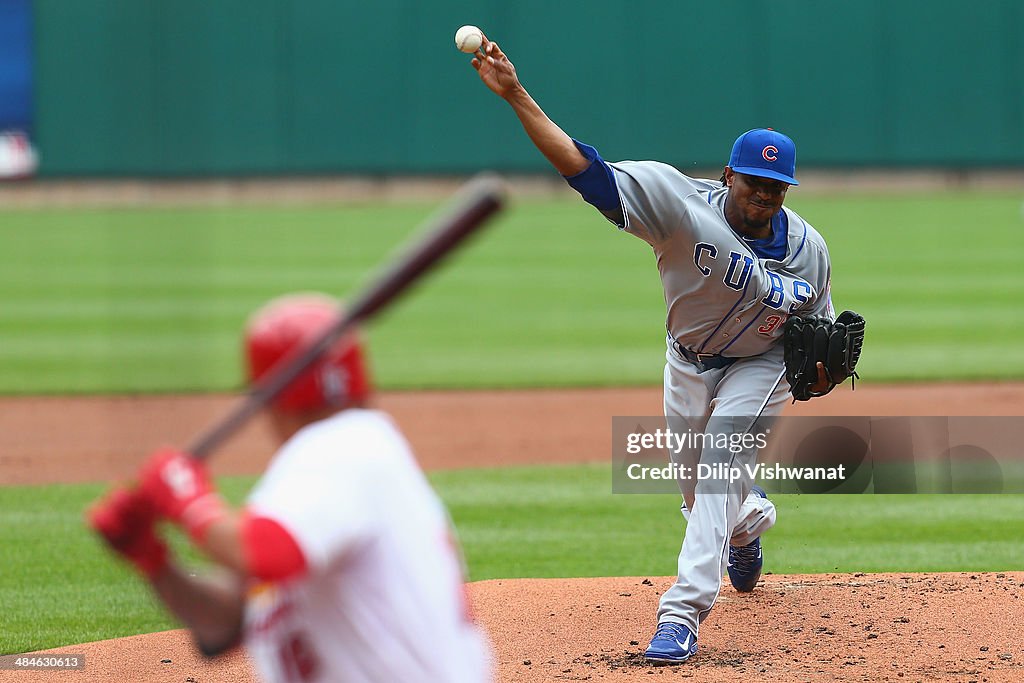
[[32, 572, 1024, 683], [472, 573, 1024, 682]]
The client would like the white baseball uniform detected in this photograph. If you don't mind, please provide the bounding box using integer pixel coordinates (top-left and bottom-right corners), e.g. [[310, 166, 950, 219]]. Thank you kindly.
[[242, 409, 492, 683]]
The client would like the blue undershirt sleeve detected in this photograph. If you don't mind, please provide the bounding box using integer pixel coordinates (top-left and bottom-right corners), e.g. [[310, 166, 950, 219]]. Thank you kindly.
[[563, 139, 622, 215]]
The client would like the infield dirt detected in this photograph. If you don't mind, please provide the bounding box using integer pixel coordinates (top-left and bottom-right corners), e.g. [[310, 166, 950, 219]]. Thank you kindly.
[[6, 382, 1024, 682]]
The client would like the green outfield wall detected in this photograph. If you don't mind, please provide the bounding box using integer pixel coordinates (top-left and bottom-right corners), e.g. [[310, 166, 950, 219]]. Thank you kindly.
[[33, 0, 1024, 176]]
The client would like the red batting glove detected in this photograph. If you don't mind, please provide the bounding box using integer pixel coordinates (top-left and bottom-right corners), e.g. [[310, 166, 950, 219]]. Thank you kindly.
[[137, 447, 229, 543], [88, 487, 169, 579]]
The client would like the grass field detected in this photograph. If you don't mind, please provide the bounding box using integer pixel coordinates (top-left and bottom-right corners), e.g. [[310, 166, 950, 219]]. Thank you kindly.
[[2, 192, 1023, 393], [2, 464, 1022, 655], [3, 192, 1023, 656]]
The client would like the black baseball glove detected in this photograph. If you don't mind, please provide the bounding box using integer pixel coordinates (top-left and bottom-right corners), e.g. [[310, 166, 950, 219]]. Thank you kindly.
[[783, 310, 865, 401]]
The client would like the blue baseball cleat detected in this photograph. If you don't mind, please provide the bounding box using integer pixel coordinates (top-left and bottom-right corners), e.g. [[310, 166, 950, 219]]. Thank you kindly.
[[727, 485, 767, 592], [644, 621, 698, 664]]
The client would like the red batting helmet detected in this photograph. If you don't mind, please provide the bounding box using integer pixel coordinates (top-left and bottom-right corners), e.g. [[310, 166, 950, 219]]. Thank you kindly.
[[243, 293, 372, 413]]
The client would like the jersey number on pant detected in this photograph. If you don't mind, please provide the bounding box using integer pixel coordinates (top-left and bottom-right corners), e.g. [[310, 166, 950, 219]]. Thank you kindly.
[[279, 630, 319, 682]]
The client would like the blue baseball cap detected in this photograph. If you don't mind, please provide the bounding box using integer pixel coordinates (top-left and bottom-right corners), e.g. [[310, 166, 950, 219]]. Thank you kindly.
[[728, 128, 799, 186]]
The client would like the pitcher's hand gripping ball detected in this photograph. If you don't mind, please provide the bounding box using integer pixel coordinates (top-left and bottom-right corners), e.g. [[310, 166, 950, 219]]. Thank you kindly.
[[783, 310, 865, 401]]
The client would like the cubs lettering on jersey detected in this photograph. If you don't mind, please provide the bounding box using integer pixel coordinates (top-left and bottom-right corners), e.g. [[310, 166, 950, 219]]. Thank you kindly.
[[695, 246, 813, 314], [606, 160, 832, 356]]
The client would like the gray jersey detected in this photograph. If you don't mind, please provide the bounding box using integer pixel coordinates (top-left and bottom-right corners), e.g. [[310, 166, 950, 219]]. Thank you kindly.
[[607, 160, 833, 357]]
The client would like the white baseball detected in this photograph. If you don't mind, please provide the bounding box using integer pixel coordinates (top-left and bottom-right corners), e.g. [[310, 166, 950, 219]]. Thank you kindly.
[[454, 25, 483, 53]]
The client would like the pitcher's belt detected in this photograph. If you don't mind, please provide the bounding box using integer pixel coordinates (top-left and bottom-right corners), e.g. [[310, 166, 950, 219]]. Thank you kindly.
[[672, 342, 739, 372]]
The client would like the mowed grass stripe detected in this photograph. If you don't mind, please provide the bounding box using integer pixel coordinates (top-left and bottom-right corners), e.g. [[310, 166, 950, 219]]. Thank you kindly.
[[2, 193, 1023, 393], [860, 347, 1024, 381]]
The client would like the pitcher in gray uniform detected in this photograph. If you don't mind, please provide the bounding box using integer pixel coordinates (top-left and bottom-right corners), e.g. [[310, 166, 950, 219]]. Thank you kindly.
[[465, 35, 835, 663]]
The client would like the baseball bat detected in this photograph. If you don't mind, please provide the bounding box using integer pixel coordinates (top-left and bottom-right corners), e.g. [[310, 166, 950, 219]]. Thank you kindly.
[[187, 174, 506, 460]]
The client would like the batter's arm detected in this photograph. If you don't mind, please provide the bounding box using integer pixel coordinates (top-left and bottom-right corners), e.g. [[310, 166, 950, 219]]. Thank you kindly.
[[472, 36, 589, 177], [150, 564, 246, 657], [200, 511, 309, 582]]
